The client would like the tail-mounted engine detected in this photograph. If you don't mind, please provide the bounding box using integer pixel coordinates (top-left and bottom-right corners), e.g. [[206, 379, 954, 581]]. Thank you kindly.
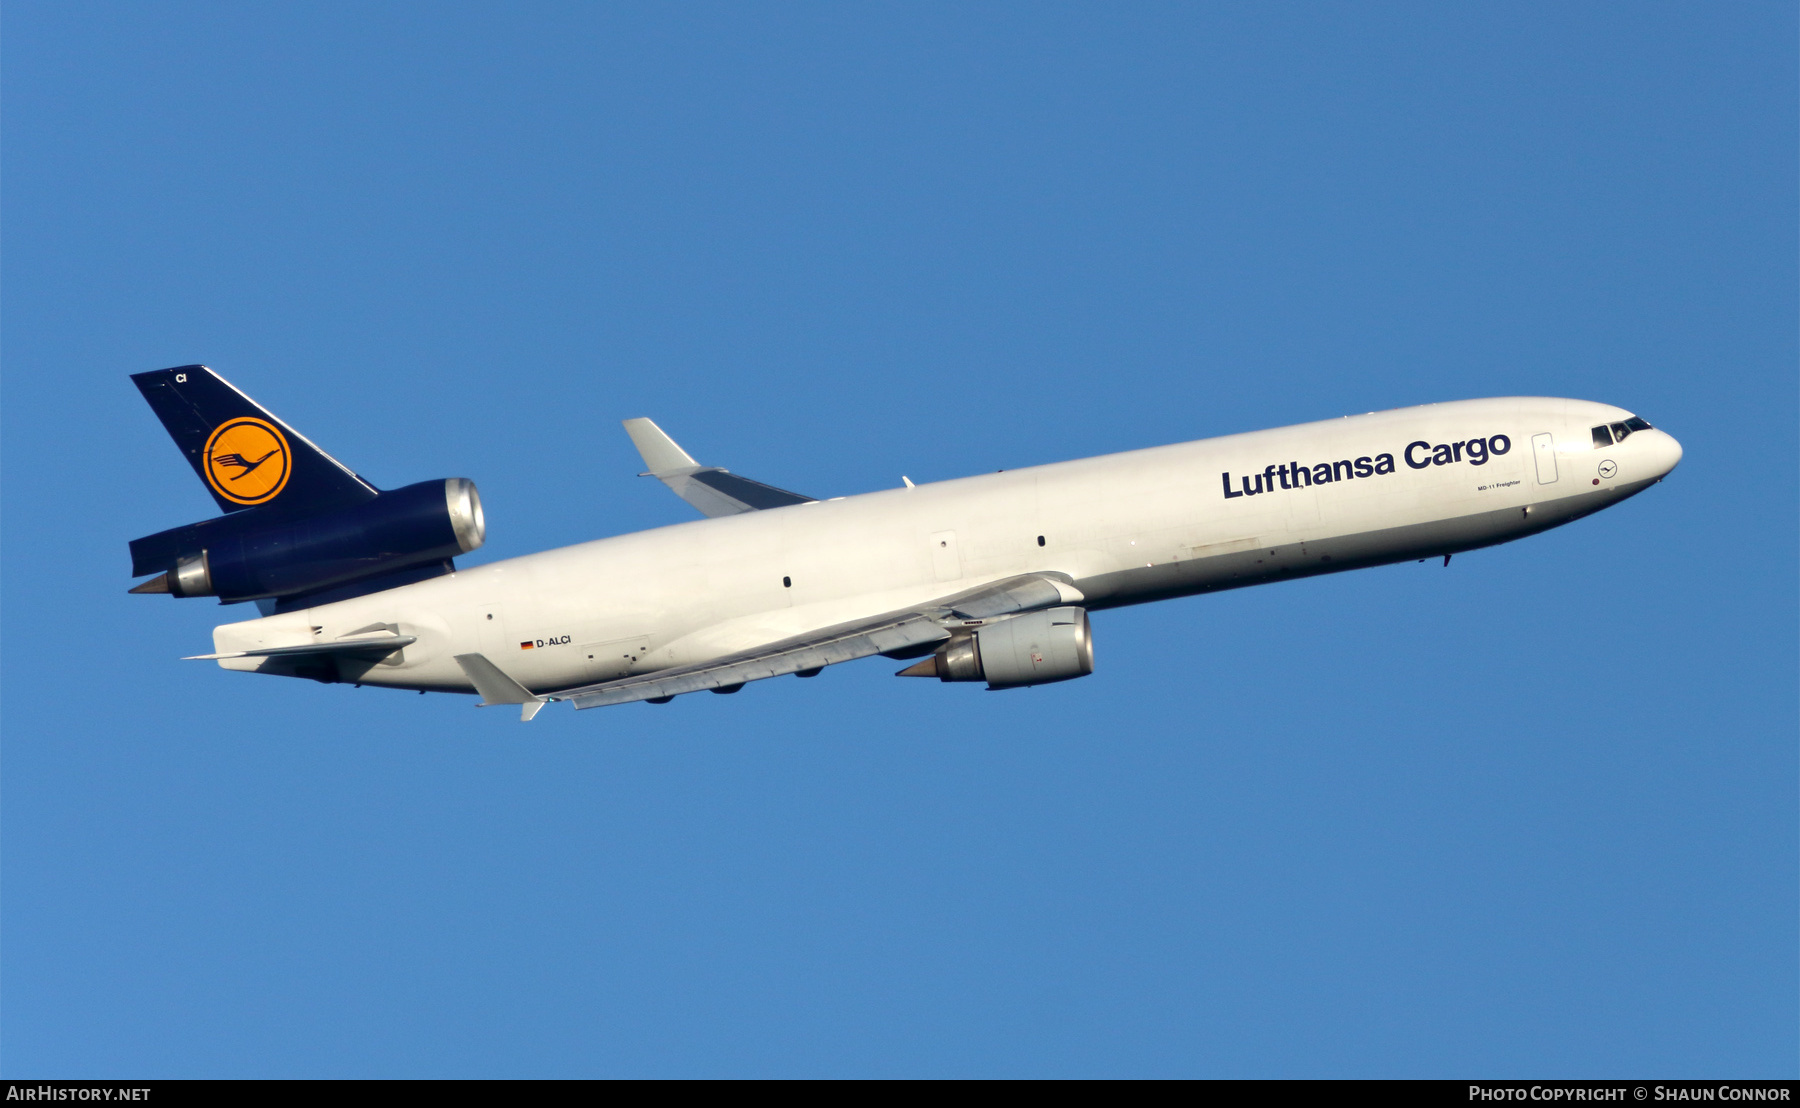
[[130, 477, 484, 609], [127, 364, 488, 612], [898, 606, 1094, 689]]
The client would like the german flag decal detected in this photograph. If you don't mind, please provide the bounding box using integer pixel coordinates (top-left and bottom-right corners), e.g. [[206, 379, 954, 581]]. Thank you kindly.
[[519, 641, 534, 650]]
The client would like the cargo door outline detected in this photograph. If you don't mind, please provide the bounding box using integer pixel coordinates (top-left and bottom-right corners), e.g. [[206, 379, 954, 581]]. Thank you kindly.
[[1531, 433, 1559, 485]]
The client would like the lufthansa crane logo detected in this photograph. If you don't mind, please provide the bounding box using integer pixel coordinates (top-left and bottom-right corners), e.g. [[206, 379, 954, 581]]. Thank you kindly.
[[203, 417, 291, 505]]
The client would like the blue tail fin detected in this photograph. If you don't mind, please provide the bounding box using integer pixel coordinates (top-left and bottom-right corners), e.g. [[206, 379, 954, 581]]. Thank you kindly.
[[131, 365, 377, 515]]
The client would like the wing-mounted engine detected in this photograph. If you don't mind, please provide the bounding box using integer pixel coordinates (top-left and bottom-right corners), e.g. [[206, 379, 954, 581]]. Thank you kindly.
[[897, 606, 1095, 689], [130, 477, 485, 610]]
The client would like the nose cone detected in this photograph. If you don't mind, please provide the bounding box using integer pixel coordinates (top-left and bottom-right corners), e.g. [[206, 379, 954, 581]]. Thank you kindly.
[[1646, 428, 1683, 478]]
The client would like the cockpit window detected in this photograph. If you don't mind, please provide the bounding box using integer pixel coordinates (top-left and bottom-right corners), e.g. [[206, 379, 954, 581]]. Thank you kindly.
[[1594, 416, 1652, 448]]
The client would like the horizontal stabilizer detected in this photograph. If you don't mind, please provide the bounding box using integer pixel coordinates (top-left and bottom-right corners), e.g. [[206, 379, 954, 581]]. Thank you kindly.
[[453, 653, 549, 722], [184, 634, 415, 661], [622, 417, 815, 518]]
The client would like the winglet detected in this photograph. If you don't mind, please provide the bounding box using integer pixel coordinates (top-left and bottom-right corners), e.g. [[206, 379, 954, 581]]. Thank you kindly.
[[620, 418, 816, 518], [622, 418, 699, 476], [454, 653, 550, 722]]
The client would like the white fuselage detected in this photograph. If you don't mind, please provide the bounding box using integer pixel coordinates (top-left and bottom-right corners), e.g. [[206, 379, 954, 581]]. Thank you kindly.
[[209, 397, 1682, 694]]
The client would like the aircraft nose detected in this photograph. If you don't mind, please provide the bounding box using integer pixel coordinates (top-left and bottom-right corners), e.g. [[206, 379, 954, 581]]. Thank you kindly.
[[1648, 428, 1683, 477]]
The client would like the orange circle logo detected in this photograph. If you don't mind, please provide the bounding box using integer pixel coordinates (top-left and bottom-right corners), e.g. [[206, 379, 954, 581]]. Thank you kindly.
[[203, 417, 291, 505]]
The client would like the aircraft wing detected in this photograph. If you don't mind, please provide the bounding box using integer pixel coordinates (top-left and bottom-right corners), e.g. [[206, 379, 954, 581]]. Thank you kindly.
[[623, 417, 816, 517], [553, 571, 1083, 711], [561, 612, 950, 710]]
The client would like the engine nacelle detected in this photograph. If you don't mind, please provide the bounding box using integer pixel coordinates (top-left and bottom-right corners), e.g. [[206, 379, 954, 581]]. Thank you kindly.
[[905, 606, 1095, 689], [130, 477, 484, 604]]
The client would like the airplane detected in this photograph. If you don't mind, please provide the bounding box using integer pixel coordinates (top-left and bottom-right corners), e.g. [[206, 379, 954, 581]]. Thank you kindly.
[[127, 365, 1682, 721]]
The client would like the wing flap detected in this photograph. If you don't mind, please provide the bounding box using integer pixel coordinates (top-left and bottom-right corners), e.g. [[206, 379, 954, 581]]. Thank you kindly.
[[562, 613, 950, 709], [551, 571, 1082, 711]]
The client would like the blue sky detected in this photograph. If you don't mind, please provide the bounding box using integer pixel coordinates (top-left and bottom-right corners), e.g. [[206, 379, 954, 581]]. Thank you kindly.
[[3, 2, 1794, 1077]]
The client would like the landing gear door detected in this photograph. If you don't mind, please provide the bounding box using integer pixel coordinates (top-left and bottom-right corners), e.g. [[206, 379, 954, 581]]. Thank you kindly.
[[1531, 433, 1559, 485]]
